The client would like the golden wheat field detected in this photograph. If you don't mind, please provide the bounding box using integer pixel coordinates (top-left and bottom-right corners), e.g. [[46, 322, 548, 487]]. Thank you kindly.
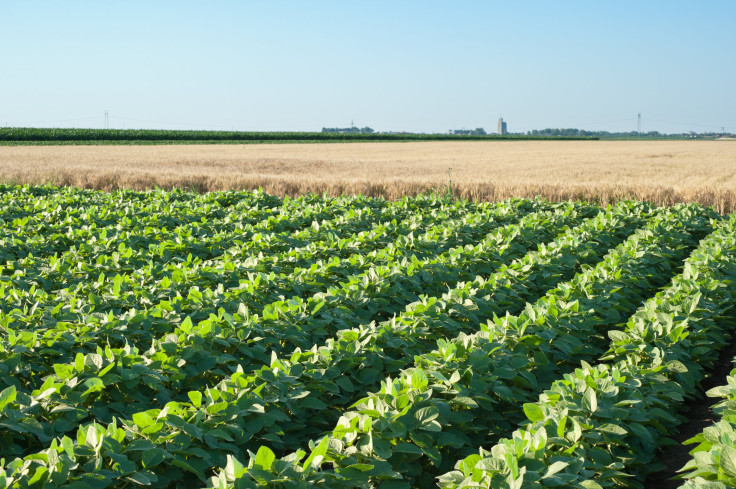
[[1, 140, 735, 212]]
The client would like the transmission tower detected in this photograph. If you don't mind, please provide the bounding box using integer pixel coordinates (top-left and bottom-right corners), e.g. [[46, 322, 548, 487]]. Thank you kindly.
[[104, 110, 109, 129], [637, 113, 641, 136]]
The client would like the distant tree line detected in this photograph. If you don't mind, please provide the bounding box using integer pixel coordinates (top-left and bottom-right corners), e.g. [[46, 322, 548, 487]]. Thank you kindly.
[[450, 128, 487, 136], [0, 127, 597, 144], [524, 128, 712, 138], [321, 127, 375, 134]]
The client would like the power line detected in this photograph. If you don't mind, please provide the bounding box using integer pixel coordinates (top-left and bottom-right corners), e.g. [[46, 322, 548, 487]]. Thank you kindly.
[[642, 117, 726, 130], [551, 117, 636, 128]]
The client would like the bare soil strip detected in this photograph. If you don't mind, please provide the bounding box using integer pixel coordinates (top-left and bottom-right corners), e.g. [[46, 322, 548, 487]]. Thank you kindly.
[[647, 327, 736, 487]]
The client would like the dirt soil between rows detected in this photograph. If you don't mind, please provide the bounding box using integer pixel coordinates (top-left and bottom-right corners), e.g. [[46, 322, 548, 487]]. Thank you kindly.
[[646, 327, 736, 487]]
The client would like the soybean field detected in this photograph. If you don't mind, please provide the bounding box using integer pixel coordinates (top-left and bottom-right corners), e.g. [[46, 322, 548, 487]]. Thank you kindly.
[[1, 186, 736, 489]]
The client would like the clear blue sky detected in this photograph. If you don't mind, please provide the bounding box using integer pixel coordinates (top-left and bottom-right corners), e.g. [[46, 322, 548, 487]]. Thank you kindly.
[[2, 1, 734, 134]]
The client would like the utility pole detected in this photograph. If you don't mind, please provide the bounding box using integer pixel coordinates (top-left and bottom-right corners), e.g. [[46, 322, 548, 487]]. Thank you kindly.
[[637, 113, 641, 137]]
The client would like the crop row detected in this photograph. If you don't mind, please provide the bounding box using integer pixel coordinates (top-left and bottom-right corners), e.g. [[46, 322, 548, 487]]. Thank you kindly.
[[0, 198, 620, 488], [1, 195, 473, 310], [0, 203, 585, 461], [0, 187, 448, 266], [0, 187, 732, 489], [76, 203, 702, 486], [430, 212, 736, 488], [0, 199, 547, 405], [0, 189, 524, 309], [193, 203, 714, 488], [0, 188, 499, 310]]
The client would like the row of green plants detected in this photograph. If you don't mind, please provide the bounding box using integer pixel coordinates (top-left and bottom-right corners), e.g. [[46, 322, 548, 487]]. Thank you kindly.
[[0, 191, 550, 445], [1, 186, 732, 489], [0, 199, 545, 405], [0, 187, 376, 262], [0, 185, 488, 320], [0, 192, 477, 303], [0, 204, 579, 463], [194, 204, 717, 488], [0, 194, 634, 488], [163, 202, 646, 455], [431, 212, 736, 488], [1, 186, 521, 290]]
